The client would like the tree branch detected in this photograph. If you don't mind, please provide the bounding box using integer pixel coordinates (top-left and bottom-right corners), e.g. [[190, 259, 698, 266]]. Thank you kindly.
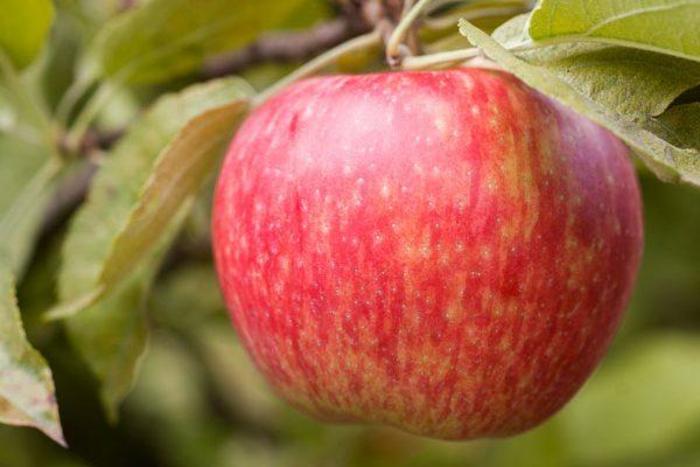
[[40, 160, 97, 237], [201, 17, 372, 79], [43, 129, 124, 236]]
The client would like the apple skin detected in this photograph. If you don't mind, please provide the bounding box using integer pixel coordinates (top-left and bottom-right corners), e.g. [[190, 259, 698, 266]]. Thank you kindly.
[[212, 68, 643, 440]]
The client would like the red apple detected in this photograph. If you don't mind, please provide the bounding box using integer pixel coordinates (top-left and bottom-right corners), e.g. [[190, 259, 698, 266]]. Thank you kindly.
[[212, 68, 643, 440]]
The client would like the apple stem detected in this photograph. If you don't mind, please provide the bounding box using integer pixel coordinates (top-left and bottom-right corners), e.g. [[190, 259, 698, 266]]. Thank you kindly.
[[401, 48, 481, 70], [386, 0, 434, 67], [253, 30, 382, 107]]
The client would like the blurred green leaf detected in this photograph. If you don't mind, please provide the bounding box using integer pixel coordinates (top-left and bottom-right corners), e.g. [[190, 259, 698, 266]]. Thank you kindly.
[[422, 0, 530, 47], [195, 324, 279, 425], [126, 333, 228, 467], [66, 197, 190, 421], [97, 80, 251, 302], [66, 272, 150, 423], [493, 14, 700, 119], [529, 0, 700, 62], [51, 77, 252, 320], [479, 421, 569, 467], [93, 84, 140, 131], [50, 78, 249, 419], [562, 333, 700, 465], [460, 18, 700, 186], [0, 263, 64, 446], [56, 0, 133, 27], [0, 136, 58, 276], [150, 264, 225, 330], [38, 7, 93, 112], [282, 0, 333, 29], [129, 334, 207, 425], [0, 424, 88, 467], [92, 0, 312, 84], [0, 0, 55, 69]]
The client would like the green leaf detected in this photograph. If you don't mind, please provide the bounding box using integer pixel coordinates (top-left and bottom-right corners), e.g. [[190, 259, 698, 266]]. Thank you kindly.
[[483, 10, 530, 48], [526, 44, 700, 120], [0, 137, 58, 276], [653, 102, 700, 149], [459, 18, 700, 186], [528, 0, 700, 62], [92, 0, 310, 84], [49, 76, 252, 320], [0, 264, 64, 446], [126, 333, 226, 467], [55, 79, 248, 419], [98, 87, 250, 297], [494, 14, 700, 119], [562, 333, 700, 465], [0, 0, 55, 69], [150, 265, 225, 330], [65, 274, 149, 423], [195, 323, 280, 426], [66, 194, 191, 420]]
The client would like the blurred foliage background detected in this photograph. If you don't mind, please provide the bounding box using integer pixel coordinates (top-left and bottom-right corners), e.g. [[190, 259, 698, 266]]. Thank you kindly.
[[1, 1, 699, 466]]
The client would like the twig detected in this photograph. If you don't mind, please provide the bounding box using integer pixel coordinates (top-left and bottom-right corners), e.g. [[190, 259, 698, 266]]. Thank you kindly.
[[58, 127, 124, 158], [42, 128, 124, 236], [40, 161, 98, 237], [385, 0, 433, 66]]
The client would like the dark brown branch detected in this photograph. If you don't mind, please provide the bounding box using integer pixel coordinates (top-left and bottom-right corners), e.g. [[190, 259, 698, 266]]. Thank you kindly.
[[43, 129, 124, 236], [201, 17, 372, 79], [40, 160, 97, 237], [57, 128, 124, 159]]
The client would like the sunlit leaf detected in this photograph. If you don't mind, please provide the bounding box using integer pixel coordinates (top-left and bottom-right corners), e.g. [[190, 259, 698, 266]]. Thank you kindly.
[[0, 0, 55, 69], [493, 14, 700, 119], [0, 264, 64, 446], [460, 18, 700, 186], [529, 0, 700, 62]]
